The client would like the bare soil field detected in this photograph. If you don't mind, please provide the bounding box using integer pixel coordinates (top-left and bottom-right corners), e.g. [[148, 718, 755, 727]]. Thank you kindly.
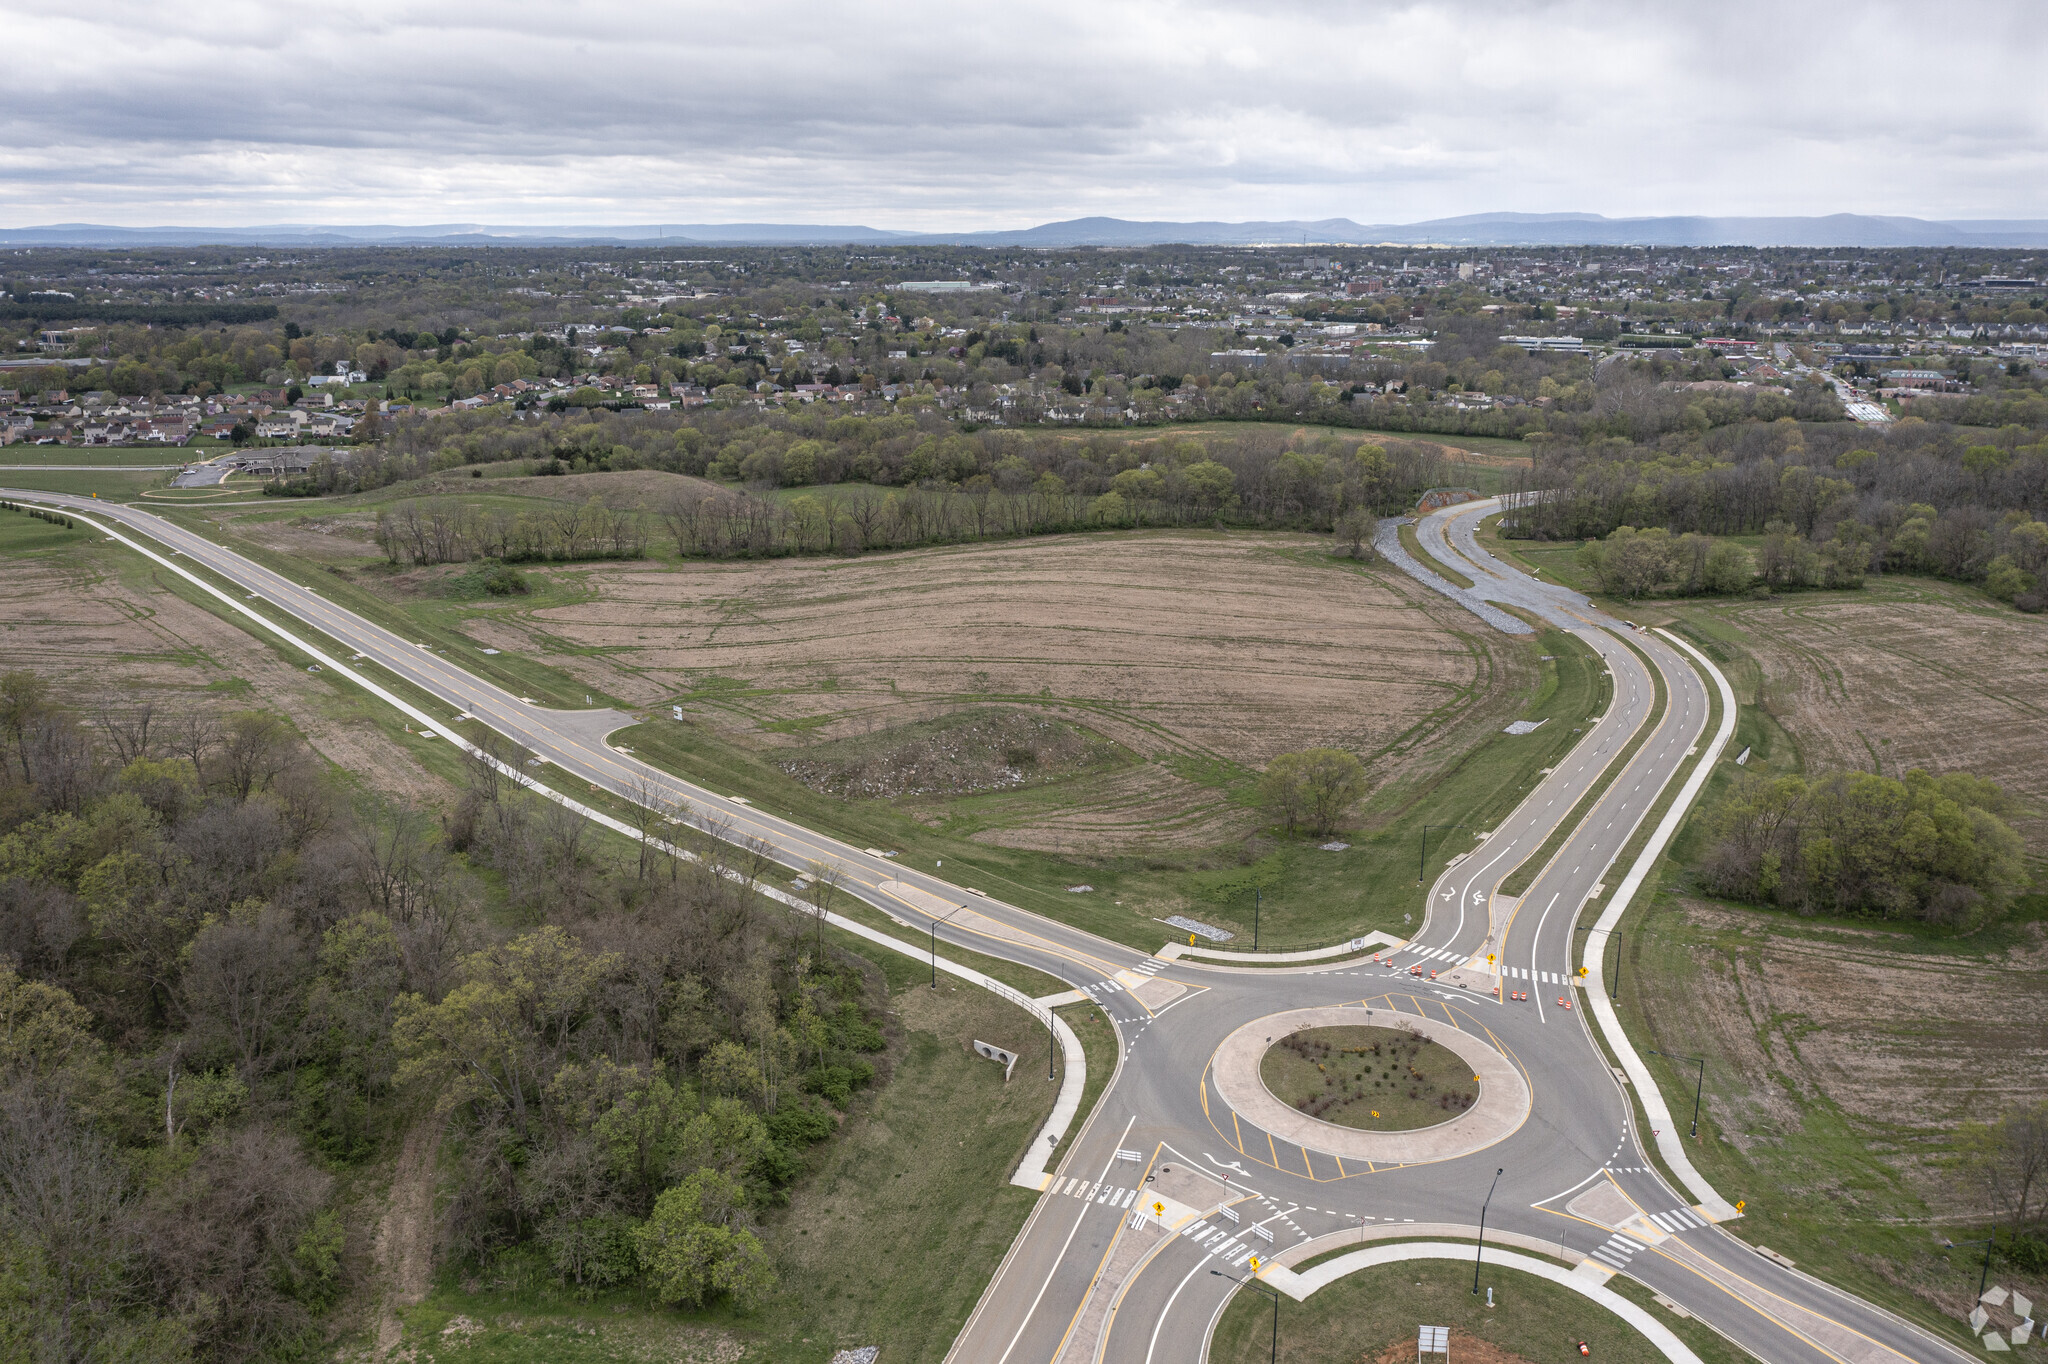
[[1679, 581, 2048, 844], [0, 536, 450, 803], [457, 531, 1516, 852], [1629, 895, 2048, 1334], [1653, 902, 2048, 1181]]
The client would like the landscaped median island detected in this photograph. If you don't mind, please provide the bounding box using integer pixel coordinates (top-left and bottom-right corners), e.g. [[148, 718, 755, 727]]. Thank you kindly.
[[1210, 1259, 1744, 1364], [1259, 1026, 1478, 1130]]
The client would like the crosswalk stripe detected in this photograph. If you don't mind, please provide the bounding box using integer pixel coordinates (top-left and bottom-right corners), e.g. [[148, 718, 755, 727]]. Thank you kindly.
[[1592, 1250, 1628, 1269], [1612, 1234, 1644, 1251], [1648, 1213, 1677, 1232], [1120, 1188, 1134, 1208], [1670, 1209, 1701, 1229], [1184, 1220, 1209, 1238]]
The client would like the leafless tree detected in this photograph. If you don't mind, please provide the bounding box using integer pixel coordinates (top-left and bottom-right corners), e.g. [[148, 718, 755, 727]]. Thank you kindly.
[[97, 702, 156, 764], [168, 711, 222, 794], [802, 860, 843, 955], [218, 711, 301, 802], [182, 903, 313, 1078]]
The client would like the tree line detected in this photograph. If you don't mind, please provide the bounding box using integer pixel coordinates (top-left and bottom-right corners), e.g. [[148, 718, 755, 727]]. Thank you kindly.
[[1697, 767, 2026, 928], [0, 671, 892, 1357], [363, 430, 1445, 566], [1508, 419, 2048, 609]]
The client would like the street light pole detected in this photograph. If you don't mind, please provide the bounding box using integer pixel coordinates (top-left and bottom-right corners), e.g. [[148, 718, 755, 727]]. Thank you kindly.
[[931, 905, 963, 989], [1474, 1166, 1503, 1294], [1649, 1050, 1706, 1137], [1419, 823, 1469, 882], [1948, 1238, 1996, 1299], [1211, 1270, 1279, 1363]]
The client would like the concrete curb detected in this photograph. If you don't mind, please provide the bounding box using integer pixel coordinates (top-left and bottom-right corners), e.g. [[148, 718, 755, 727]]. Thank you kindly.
[[1582, 629, 1740, 1222], [1210, 1006, 1530, 1165], [26, 495, 1092, 1194], [1242, 1242, 1703, 1364], [1159, 930, 1406, 966]]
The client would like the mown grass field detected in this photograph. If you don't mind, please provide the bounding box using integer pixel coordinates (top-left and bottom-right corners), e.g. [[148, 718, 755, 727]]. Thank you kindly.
[[0, 466, 168, 496], [601, 619, 1605, 952], [0, 444, 191, 466]]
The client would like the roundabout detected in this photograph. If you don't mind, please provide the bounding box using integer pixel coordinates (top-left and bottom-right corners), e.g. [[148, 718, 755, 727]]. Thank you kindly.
[[1210, 1005, 1531, 1166]]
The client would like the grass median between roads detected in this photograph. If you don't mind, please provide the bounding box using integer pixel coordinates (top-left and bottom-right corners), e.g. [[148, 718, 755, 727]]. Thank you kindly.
[[1498, 631, 1668, 899], [1399, 520, 1476, 588], [1210, 1258, 1744, 1364]]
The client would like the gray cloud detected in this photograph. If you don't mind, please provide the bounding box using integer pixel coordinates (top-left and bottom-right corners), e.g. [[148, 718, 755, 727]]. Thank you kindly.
[[1, 0, 2043, 227]]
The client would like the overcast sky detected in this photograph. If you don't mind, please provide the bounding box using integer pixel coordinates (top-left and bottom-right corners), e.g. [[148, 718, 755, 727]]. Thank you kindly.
[[4, 1, 2044, 229]]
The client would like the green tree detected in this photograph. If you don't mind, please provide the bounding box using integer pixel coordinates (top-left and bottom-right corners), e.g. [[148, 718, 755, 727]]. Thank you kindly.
[[1701, 540, 1754, 595], [1259, 748, 1368, 836], [634, 1170, 773, 1310]]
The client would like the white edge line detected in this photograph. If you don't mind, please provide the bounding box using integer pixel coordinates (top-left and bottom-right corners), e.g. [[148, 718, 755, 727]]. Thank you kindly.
[[1582, 629, 1737, 1218]]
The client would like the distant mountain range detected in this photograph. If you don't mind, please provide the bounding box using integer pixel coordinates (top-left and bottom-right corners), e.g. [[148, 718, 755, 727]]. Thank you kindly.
[[6, 212, 2048, 249]]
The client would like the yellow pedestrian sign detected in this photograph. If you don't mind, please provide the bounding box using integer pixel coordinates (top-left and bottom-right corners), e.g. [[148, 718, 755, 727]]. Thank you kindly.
[[1153, 1201, 1165, 1217], [1249, 1255, 1261, 1272]]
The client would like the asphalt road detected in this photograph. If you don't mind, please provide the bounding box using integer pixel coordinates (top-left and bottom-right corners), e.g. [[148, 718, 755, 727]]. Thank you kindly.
[[9, 489, 1979, 1364]]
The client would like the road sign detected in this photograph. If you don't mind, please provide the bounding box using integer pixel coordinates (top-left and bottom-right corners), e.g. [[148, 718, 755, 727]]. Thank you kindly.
[[1419, 1324, 1449, 1355], [1248, 1255, 1261, 1271], [1153, 1201, 1165, 1216]]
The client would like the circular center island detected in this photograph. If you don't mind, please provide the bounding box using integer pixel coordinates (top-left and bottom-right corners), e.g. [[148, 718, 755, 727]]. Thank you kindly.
[[1211, 1006, 1529, 1166], [1260, 1025, 1479, 1131]]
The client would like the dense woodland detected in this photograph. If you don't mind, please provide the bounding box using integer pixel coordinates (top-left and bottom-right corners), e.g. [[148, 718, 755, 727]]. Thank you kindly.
[[361, 421, 1447, 564], [1699, 768, 2026, 928], [1510, 418, 2048, 608], [0, 674, 883, 1359]]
